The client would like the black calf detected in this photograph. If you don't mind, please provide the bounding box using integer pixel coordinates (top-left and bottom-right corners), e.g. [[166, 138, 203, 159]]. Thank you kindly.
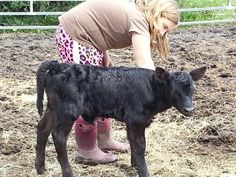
[[35, 61, 206, 177]]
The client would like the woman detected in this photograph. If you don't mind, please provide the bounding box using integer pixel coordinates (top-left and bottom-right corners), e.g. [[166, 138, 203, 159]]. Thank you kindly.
[[55, 0, 179, 164]]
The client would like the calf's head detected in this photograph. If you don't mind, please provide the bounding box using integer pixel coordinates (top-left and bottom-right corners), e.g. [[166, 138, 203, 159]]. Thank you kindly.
[[156, 66, 206, 116]]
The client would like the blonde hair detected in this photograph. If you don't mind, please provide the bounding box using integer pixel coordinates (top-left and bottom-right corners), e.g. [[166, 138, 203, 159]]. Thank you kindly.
[[136, 0, 179, 59]]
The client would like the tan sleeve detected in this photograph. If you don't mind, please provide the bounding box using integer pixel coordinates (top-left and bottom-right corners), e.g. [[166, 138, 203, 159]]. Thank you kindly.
[[129, 18, 150, 39]]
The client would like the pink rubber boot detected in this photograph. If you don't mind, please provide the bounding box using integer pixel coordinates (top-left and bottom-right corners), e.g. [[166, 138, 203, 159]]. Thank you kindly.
[[74, 116, 117, 165], [97, 118, 130, 152]]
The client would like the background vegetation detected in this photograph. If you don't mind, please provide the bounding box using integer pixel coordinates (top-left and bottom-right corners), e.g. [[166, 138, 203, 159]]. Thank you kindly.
[[0, 1, 79, 26], [178, 0, 236, 22], [0, 0, 235, 28]]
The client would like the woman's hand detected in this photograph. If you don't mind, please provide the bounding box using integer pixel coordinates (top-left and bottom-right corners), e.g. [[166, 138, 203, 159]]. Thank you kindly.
[[103, 50, 114, 67]]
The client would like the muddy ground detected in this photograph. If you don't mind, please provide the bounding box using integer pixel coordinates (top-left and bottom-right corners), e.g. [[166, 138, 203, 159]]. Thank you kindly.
[[0, 25, 236, 177]]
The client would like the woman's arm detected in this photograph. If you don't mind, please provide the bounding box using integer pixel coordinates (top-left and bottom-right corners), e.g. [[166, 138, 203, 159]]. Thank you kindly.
[[132, 33, 155, 70], [102, 50, 114, 67]]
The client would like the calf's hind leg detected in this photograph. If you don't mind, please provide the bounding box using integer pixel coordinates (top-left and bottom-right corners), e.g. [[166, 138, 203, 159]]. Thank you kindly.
[[52, 117, 74, 177], [35, 108, 56, 174]]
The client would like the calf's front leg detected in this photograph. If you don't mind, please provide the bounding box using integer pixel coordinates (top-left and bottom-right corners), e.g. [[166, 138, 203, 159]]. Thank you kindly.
[[127, 124, 149, 177]]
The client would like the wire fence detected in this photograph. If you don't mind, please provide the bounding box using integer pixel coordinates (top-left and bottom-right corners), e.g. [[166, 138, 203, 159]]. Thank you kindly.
[[0, 0, 236, 30]]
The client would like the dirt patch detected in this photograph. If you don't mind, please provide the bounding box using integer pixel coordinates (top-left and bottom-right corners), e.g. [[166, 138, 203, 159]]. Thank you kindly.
[[197, 124, 236, 146], [0, 25, 236, 177]]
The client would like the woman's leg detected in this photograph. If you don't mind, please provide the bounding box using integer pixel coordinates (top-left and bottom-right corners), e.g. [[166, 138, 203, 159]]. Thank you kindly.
[[97, 118, 130, 152], [55, 25, 129, 164], [74, 116, 117, 164]]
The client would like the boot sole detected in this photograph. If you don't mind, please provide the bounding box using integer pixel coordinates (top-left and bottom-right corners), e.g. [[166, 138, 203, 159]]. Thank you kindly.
[[75, 155, 118, 165]]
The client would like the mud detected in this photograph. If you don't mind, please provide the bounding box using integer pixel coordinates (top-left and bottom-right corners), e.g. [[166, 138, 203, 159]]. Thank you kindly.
[[0, 25, 235, 177]]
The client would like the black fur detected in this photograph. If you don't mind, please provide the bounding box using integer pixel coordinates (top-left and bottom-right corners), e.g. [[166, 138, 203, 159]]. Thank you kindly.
[[35, 61, 206, 177]]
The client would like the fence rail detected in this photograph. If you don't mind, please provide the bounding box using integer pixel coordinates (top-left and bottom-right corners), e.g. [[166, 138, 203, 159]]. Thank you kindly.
[[0, 0, 236, 30]]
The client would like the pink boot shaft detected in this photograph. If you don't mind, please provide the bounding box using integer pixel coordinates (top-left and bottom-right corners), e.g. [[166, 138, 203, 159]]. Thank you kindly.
[[97, 118, 111, 131], [74, 116, 97, 150], [74, 116, 118, 164], [97, 118, 130, 152]]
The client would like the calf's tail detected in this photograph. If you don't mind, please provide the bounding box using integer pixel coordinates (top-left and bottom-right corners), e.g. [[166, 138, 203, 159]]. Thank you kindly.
[[36, 60, 59, 117]]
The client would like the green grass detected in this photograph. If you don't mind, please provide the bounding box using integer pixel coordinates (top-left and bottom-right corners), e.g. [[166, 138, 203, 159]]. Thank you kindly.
[[0, 1, 79, 27], [177, 0, 236, 8], [0, 16, 59, 26], [177, 0, 236, 22]]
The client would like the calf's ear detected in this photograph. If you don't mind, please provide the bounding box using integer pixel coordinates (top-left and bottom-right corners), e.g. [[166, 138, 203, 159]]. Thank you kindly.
[[190, 66, 207, 81], [155, 67, 169, 80]]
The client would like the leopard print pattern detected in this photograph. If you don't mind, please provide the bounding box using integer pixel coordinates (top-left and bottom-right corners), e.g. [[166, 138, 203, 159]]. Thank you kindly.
[[55, 25, 103, 66]]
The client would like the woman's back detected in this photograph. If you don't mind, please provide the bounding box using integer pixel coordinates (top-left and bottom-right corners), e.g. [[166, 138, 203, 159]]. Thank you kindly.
[[59, 0, 149, 51]]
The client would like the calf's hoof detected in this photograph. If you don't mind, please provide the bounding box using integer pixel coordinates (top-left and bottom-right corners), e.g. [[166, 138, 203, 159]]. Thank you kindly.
[[62, 171, 73, 177], [35, 164, 46, 174]]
